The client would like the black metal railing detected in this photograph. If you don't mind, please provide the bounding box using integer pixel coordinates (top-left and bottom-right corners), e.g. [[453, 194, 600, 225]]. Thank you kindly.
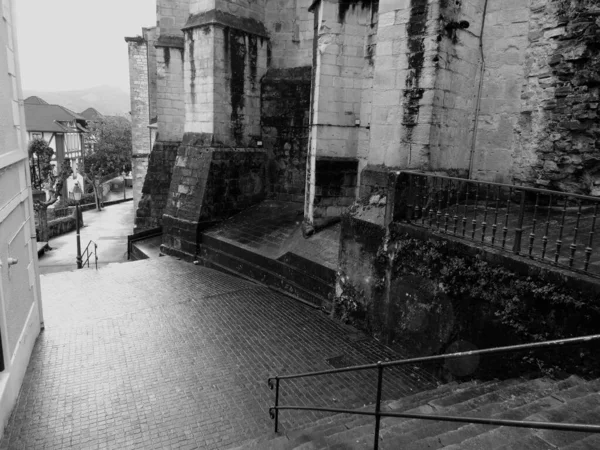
[[268, 334, 600, 449], [394, 172, 600, 278], [81, 240, 98, 269]]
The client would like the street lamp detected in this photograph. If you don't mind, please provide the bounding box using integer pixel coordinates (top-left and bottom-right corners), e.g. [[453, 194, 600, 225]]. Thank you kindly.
[[73, 182, 83, 269], [122, 169, 127, 200]]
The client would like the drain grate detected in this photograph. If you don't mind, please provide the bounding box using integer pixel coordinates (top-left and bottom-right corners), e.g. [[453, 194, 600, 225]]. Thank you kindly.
[[326, 354, 356, 369]]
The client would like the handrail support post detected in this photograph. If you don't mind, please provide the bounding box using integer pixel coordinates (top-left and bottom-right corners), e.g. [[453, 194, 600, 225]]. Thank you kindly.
[[374, 362, 384, 450], [275, 377, 280, 433], [513, 189, 526, 255]]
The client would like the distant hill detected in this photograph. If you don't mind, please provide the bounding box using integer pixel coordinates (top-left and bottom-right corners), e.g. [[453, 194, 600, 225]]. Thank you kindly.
[[23, 85, 130, 117]]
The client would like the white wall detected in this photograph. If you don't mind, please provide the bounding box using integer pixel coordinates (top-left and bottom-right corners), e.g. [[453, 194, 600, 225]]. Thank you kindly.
[[0, 0, 43, 438]]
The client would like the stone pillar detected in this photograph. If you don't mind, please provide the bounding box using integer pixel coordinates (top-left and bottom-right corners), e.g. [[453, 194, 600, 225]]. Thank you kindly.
[[304, 0, 373, 226], [161, 1, 272, 258], [125, 36, 151, 213]]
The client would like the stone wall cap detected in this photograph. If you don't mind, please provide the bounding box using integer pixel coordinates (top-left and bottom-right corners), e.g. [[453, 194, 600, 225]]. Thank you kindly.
[[125, 36, 146, 44], [182, 9, 269, 38], [308, 0, 320, 13], [155, 35, 184, 49]]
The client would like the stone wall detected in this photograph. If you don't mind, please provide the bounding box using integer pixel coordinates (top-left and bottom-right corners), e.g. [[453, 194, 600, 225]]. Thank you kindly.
[[134, 141, 179, 232], [528, 1, 600, 194], [156, 44, 186, 142], [126, 36, 151, 213], [261, 67, 311, 202], [267, 0, 314, 68], [470, 1, 532, 183], [162, 137, 267, 258]]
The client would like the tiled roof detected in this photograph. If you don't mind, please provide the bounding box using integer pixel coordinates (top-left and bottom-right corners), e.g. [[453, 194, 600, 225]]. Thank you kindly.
[[24, 103, 86, 133], [24, 96, 49, 105], [80, 107, 103, 120]]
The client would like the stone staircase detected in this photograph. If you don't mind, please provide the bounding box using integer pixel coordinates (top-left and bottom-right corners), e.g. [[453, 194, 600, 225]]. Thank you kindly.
[[198, 232, 336, 311], [229, 375, 600, 449]]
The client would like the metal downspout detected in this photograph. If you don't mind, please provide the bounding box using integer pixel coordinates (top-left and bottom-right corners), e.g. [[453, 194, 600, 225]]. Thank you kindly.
[[468, 0, 490, 179]]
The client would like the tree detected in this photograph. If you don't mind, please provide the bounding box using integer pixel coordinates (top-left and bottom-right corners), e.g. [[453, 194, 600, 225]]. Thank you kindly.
[[81, 116, 132, 210], [29, 139, 72, 243]]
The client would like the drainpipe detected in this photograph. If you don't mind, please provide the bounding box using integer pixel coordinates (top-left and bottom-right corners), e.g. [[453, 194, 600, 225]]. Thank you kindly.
[[468, 0, 489, 179]]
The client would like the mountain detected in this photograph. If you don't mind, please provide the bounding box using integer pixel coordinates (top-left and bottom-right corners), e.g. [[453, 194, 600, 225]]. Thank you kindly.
[[23, 85, 130, 117]]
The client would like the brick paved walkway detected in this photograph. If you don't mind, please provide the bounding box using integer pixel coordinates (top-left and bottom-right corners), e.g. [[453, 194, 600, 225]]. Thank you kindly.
[[1, 258, 436, 450]]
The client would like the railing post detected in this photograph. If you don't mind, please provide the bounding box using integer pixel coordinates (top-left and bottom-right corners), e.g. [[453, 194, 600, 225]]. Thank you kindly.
[[274, 377, 280, 433], [513, 190, 526, 255], [373, 362, 384, 450], [268, 377, 281, 433]]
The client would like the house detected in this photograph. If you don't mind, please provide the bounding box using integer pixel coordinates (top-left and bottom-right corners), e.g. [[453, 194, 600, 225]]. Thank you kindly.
[[0, 0, 43, 438], [24, 96, 88, 198]]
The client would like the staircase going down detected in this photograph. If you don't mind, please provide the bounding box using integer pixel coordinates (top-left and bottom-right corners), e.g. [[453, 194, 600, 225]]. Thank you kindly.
[[230, 375, 600, 450]]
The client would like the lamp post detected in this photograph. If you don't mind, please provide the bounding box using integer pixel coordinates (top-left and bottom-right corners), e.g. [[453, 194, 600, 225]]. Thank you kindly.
[[73, 182, 83, 269], [122, 170, 127, 200]]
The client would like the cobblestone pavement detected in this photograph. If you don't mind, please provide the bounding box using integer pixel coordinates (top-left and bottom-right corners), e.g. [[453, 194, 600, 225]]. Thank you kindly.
[[1, 258, 436, 450]]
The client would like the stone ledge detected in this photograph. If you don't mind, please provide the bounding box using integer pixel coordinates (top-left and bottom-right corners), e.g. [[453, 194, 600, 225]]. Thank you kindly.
[[155, 35, 184, 49], [182, 9, 269, 38], [125, 36, 146, 44]]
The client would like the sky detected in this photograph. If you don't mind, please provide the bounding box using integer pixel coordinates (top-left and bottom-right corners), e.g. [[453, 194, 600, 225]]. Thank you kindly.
[[15, 0, 156, 92]]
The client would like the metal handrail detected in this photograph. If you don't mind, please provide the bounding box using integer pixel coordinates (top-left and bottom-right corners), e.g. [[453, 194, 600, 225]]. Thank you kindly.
[[81, 240, 98, 269], [268, 334, 600, 449]]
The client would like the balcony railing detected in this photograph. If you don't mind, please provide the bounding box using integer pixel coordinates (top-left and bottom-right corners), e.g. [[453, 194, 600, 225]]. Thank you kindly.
[[394, 172, 600, 278]]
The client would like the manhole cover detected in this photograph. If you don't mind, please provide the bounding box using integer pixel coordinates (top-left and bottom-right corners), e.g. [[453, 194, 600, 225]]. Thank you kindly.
[[326, 354, 356, 369]]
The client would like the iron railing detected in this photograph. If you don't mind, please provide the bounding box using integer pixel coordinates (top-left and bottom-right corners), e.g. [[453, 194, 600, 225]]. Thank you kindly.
[[268, 334, 600, 449], [81, 240, 98, 269], [394, 172, 600, 278]]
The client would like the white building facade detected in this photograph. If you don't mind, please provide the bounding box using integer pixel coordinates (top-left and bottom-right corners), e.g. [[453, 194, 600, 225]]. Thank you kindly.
[[0, 0, 43, 437]]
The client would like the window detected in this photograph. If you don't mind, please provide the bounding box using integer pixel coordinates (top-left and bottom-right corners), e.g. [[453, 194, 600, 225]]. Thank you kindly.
[[31, 132, 42, 140]]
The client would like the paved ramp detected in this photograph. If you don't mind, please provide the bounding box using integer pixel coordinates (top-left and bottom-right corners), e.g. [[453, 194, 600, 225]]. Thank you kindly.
[[1, 258, 435, 450]]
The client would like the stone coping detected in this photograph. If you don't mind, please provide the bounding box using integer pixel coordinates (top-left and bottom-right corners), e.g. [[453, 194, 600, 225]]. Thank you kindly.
[[182, 9, 269, 38]]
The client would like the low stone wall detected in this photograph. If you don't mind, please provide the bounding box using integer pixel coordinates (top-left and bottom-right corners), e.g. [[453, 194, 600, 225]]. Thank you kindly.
[[36, 216, 76, 241], [337, 169, 600, 379]]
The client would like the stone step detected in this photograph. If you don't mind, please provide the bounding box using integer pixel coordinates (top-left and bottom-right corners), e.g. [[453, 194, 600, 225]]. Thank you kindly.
[[297, 380, 520, 449], [199, 244, 331, 309], [277, 252, 336, 285], [439, 377, 597, 450], [380, 377, 578, 449], [199, 234, 334, 309], [561, 434, 600, 449], [201, 234, 334, 298], [231, 376, 600, 450], [528, 392, 600, 448]]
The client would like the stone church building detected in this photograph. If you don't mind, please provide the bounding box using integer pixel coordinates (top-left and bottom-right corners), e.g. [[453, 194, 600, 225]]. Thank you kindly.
[[126, 0, 599, 260]]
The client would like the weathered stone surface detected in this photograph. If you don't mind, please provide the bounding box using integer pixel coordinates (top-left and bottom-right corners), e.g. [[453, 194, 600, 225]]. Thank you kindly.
[[134, 140, 179, 232], [261, 67, 311, 202], [161, 141, 267, 258]]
